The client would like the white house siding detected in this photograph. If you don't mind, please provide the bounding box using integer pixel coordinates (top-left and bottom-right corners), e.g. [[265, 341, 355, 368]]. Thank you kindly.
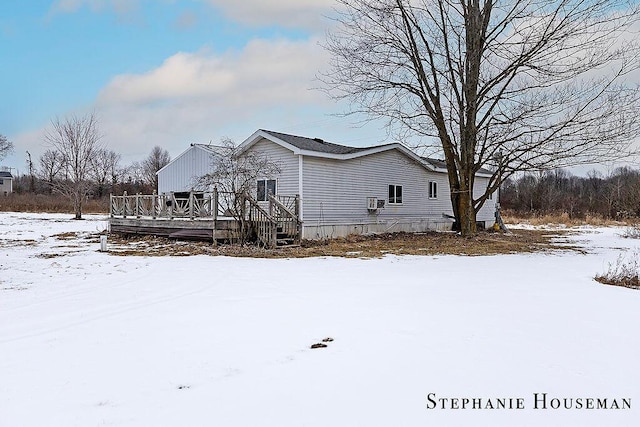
[[157, 146, 217, 194], [301, 150, 454, 238], [0, 177, 11, 196], [474, 176, 497, 226], [247, 138, 300, 201]]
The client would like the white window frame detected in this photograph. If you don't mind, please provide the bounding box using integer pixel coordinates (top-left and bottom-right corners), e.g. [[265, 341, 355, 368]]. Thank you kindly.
[[257, 178, 277, 201], [388, 184, 403, 205], [428, 181, 438, 199]]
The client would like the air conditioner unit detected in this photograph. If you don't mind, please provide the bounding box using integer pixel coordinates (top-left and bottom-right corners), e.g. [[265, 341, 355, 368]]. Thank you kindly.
[[367, 197, 378, 211]]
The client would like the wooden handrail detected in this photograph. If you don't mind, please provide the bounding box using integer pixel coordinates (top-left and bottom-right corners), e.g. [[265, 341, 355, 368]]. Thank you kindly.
[[110, 190, 302, 247]]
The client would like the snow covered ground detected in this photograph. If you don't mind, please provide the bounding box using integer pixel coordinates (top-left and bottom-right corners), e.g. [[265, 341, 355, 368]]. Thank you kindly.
[[1, 212, 639, 426]]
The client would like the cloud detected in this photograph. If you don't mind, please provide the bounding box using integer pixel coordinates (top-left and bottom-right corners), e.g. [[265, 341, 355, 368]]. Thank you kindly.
[[173, 10, 197, 30], [90, 37, 332, 159], [10, 35, 383, 170], [204, 0, 337, 29], [49, 0, 338, 29]]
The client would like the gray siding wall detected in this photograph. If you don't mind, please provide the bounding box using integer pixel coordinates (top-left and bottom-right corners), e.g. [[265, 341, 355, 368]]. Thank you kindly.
[[301, 150, 453, 223], [158, 146, 217, 194], [245, 138, 300, 201]]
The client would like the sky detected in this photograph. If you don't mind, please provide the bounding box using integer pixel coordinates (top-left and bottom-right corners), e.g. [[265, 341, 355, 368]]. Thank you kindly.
[[0, 0, 386, 173], [1, 1, 638, 176]]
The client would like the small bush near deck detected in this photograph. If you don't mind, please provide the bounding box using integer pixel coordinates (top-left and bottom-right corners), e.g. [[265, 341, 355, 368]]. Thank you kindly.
[[595, 251, 640, 290]]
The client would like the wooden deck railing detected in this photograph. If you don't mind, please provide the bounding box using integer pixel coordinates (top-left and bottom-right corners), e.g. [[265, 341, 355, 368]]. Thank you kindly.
[[110, 190, 301, 247], [269, 194, 302, 245], [110, 190, 220, 219], [244, 194, 278, 248]]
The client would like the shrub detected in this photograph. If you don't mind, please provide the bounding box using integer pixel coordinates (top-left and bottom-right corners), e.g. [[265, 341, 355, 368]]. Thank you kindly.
[[621, 223, 640, 239], [595, 251, 640, 290]]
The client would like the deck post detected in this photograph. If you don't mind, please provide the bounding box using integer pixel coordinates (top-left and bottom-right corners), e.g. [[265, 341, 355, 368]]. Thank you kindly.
[[152, 190, 157, 219], [212, 187, 218, 246], [109, 193, 114, 218], [123, 191, 128, 218], [135, 193, 141, 218], [271, 218, 277, 249], [170, 191, 175, 219], [297, 194, 301, 240], [189, 190, 194, 219]]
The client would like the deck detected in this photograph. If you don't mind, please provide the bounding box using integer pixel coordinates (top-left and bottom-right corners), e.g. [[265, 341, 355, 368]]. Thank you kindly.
[[109, 217, 238, 240], [108, 190, 301, 247]]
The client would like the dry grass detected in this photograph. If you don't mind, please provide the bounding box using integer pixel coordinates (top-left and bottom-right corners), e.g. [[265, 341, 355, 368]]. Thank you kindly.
[[0, 193, 108, 214], [595, 251, 640, 290], [502, 210, 627, 227], [621, 223, 640, 239], [103, 229, 580, 258]]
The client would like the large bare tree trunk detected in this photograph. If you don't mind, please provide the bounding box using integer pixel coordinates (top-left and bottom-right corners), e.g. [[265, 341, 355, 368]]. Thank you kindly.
[[324, 0, 640, 236]]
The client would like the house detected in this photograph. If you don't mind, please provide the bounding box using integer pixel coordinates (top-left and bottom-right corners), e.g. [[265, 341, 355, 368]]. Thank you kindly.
[[233, 130, 497, 239], [0, 168, 13, 196], [157, 143, 224, 195], [112, 129, 498, 242]]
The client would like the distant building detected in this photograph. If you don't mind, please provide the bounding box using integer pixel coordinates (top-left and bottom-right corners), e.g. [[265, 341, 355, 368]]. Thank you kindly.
[[0, 167, 13, 196]]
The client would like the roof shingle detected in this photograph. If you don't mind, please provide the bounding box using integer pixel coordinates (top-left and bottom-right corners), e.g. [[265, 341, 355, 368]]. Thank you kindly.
[[261, 130, 377, 155]]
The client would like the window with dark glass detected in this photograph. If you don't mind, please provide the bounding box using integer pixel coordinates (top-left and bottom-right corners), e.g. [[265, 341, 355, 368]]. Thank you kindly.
[[388, 184, 403, 204], [429, 181, 438, 199], [257, 179, 276, 201]]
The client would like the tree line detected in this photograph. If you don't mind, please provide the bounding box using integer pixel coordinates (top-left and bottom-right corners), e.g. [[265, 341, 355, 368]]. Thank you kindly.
[[500, 168, 640, 219], [2, 114, 171, 218]]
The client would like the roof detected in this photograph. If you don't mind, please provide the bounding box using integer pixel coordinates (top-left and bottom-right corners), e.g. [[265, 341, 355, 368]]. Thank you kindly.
[[260, 130, 378, 155], [190, 143, 227, 155], [0, 171, 12, 178], [422, 157, 493, 175], [156, 143, 225, 176]]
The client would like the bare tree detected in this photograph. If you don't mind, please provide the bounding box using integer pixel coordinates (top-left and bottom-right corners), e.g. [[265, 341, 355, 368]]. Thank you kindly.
[[38, 149, 65, 190], [44, 113, 102, 219], [196, 138, 281, 242], [0, 134, 13, 161], [142, 146, 171, 189], [90, 148, 121, 197], [324, 0, 640, 235]]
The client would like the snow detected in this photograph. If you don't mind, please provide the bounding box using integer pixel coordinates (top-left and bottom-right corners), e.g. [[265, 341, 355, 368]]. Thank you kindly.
[[1, 212, 639, 426]]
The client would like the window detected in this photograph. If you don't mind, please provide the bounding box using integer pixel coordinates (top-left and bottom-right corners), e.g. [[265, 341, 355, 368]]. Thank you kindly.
[[388, 184, 403, 204], [0, 179, 3, 185], [257, 179, 276, 201], [428, 181, 437, 199]]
